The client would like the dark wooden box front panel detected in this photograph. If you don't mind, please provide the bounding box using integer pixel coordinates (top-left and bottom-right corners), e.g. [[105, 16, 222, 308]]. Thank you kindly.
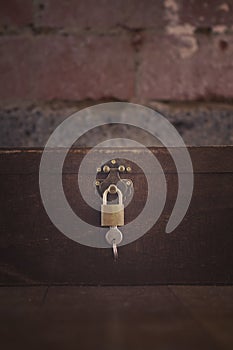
[[0, 147, 232, 285]]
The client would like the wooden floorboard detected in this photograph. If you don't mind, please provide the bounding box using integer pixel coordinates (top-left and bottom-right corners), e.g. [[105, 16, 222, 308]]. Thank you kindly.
[[171, 286, 233, 350], [0, 286, 232, 350]]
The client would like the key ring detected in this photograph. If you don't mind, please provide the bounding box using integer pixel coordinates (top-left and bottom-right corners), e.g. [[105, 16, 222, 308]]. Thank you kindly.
[[112, 239, 118, 260]]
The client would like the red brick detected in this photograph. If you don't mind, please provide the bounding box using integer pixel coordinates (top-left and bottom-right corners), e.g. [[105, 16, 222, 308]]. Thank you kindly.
[[178, 0, 233, 28], [0, 36, 33, 100], [138, 34, 233, 101], [0, 0, 33, 28], [35, 0, 165, 30], [0, 35, 134, 102]]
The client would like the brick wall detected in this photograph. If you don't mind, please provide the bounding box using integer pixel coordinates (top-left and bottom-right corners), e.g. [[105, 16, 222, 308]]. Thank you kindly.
[[0, 0, 233, 146]]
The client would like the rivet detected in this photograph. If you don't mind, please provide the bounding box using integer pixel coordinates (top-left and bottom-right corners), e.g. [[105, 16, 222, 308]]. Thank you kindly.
[[103, 165, 110, 173], [97, 167, 101, 173], [126, 166, 132, 172], [118, 165, 125, 172], [95, 180, 100, 186], [111, 159, 116, 164], [126, 180, 132, 186]]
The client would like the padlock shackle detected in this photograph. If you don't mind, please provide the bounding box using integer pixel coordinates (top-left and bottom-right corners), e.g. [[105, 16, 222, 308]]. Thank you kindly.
[[103, 186, 123, 205]]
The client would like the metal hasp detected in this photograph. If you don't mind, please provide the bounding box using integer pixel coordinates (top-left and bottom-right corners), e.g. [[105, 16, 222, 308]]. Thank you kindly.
[[95, 159, 133, 200]]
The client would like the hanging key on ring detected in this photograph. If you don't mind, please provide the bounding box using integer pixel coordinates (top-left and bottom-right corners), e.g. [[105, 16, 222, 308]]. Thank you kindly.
[[101, 185, 124, 260], [105, 226, 123, 260]]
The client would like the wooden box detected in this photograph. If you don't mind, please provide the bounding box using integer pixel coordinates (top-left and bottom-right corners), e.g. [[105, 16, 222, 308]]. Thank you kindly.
[[0, 147, 232, 285]]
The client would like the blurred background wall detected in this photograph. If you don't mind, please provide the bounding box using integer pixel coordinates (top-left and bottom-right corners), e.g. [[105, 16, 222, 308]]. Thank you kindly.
[[0, 0, 233, 146]]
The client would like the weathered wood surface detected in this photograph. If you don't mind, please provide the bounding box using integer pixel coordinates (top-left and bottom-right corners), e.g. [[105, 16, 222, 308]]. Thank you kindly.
[[0, 286, 232, 350], [0, 147, 233, 285]]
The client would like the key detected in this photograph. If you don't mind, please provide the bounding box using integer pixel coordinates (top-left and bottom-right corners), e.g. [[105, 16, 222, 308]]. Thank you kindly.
[[112, 240, 118, 260], [105, 226, 123, 260]]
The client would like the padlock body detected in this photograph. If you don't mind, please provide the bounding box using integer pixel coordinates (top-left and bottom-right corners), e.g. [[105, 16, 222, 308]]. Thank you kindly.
[[101, 204, 124, 226]]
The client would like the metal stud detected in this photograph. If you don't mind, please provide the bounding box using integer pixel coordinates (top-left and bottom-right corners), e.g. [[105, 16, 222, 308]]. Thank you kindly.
[[103, 165, 110, 173], [118, 165, 125, 172]]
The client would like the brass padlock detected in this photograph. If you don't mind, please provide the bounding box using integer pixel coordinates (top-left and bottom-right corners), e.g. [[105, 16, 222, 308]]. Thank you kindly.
[[101, 185, 124, 227]]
